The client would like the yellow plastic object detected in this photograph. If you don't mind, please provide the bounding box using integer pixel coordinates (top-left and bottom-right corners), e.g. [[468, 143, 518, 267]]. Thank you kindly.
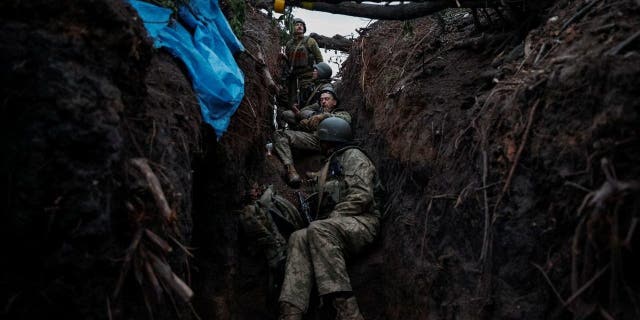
[[274, 0, 285, 13]]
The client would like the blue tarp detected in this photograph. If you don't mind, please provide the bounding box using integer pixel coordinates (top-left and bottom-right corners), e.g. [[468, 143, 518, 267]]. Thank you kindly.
[[128, 0, 245, 137]]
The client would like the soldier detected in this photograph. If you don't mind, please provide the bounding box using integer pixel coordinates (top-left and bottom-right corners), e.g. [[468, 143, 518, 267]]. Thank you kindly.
[[273, 86, 351, 187], [284, 17, 324, 109], [278, 117, 383, 320], [281, 62, 333, 127], [236, 183, 307, 271]]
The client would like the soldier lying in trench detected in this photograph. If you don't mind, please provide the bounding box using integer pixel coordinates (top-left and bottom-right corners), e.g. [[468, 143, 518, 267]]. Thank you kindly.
[[238, 117, 384, 320]]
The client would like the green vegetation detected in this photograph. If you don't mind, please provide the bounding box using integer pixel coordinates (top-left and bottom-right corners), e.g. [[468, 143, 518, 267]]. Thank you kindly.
[[144, 0, 189, 13], [280, 7, 296, 45], [227, 0, 246, 37]]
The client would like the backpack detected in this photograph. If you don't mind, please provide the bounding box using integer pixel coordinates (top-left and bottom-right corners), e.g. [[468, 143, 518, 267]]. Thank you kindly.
[[256, 185, 306, 232]]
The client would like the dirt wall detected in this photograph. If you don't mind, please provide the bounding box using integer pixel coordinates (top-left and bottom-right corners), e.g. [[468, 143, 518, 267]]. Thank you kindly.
[[339, 1, 640, 319], [1, 0, 202, 318]]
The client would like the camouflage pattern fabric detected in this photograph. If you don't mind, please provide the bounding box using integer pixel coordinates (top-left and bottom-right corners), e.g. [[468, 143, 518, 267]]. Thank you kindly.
[[274, 111, 351, 166], [279, 148, 382, 311], [285, 36, 323, 76], [236, 186, 306, 268], [285, 36, 323, 107]]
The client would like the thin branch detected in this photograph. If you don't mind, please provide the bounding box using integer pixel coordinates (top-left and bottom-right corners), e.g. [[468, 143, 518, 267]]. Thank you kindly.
[[532, 262, 565, 304], [492, 99, 541, 222], [479, 150, 491, 262], [168, 234, 195, 258], [564, 264, 611, 307], [113, 229, 144, 299], [147, 250, 194, 302], [560, 0, 599, 33], [624, 218, 638, 247], [606, 29, 640, 56], [145, 228, 173, 254]]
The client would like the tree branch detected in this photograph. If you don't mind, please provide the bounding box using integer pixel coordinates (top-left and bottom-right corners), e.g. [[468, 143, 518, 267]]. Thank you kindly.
[[251, 0, 502, 20], [310, 32, 353, 52]]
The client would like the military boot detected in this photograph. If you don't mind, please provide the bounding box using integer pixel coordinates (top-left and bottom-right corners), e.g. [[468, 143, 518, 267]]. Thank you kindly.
[[279, 301, 303, 320], [334, 296, 364, 320], [286, 164, 301, 187]]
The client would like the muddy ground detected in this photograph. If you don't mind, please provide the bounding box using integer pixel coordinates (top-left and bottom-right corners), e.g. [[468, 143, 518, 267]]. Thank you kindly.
[[1, 0, 639, 319]]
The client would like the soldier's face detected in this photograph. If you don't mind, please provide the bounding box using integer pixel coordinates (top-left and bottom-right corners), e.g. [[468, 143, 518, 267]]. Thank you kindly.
[[294, 22, 305, 34], [320, 93, 337, 111], [312, 69, 318, 79]]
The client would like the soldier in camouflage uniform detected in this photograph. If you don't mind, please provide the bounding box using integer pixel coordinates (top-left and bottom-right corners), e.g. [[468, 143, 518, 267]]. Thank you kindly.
[[274, 86, 351, 187], [237, 184, 307, 269], [284, 18, 324, 109], [278, 117, 383, 320], [281, 62, 333, 127]]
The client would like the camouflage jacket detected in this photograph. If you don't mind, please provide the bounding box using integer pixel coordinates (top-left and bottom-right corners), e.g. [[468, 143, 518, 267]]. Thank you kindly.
[[285, 35, 323, 76], [297, 108, 351, 133], [316, 147, 383, 219]]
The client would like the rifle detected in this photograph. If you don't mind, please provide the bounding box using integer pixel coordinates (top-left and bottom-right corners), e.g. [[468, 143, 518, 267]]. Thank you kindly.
[[296, 191, 313, 225]]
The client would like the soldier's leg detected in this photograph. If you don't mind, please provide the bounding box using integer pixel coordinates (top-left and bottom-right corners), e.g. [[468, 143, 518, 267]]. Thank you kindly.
[[279, 229, 314, 311], [299, 109, 315, 120], [273, 131, 294, 166], [281, 110, 297, 126], [274, 130, 322, 165], [287, 131, 320, 152], [306, 216, 379, 296], [300, 102, 320, 115]]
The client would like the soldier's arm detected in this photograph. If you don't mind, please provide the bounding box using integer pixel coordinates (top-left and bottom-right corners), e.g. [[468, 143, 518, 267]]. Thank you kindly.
[[308, 38, 324, 63], [303, 111, 351, 130], [331, 111, 352, 124], [300, 102, 320, 113], [329, 151, 376, 218]]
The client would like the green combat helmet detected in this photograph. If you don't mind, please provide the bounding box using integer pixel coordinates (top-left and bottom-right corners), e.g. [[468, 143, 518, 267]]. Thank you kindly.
[[293, 17, 306, 33], [314, 62, 332, 80], [317, 117, 352, 143], [319, 84, 338, 105]]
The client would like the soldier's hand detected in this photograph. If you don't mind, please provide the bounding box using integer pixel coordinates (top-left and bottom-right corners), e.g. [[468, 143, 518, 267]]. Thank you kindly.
[[308, 114, 328, 129]]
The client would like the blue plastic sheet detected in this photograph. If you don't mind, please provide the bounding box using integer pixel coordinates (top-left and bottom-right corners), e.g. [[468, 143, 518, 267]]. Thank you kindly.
[[128, 0, 245, 137]]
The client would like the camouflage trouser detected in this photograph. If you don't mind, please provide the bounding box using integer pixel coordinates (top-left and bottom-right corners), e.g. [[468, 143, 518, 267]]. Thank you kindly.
[[279, 215, 379, 311], [273, 130, 320, 165]]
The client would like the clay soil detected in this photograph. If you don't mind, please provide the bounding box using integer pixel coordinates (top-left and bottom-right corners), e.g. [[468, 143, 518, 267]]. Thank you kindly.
[[1, 0, 639, 319]]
